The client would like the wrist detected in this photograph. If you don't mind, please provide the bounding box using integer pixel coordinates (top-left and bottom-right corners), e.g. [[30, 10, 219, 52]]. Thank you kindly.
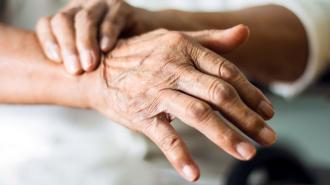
[[77, 68, 102, 110], [133, 8, 205, 33], [130, 7, 158, 34]]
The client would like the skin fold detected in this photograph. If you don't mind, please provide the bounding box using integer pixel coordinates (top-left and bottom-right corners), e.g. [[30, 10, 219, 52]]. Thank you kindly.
[[0, 24, 275, 181], [36, 0, 308, 84], [36, 0, 134, 74], [2, 0, 307, 182]]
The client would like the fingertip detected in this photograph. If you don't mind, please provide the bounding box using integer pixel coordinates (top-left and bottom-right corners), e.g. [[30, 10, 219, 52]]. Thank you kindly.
[[63, 53, 83, 75], [80, 49, 97, 72], [234, 24, 250, 43], [236, 142, 257, 161], [259, 127, 277, 147], [182, 163, 200, 182], [231, 24, 250, 36], [100, 36, 115, 52], [201, 25, 250, 53], [258, 101, 275, 120], [224, 24, 250, 47], [45, 42, 61, 63]]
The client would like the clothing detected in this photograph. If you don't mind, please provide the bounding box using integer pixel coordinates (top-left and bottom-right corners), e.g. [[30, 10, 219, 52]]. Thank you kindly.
[[0, 0, 329, 185], [126, 0, 330, 98], [269, 0, 330, 98], [4, 0, 330, 98]]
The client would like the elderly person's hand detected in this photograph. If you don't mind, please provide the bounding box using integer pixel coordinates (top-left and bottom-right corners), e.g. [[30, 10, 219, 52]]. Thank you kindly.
[[36, 0, 137, 74], [35, 0, 249, 75], [87, 27, 276, 182]]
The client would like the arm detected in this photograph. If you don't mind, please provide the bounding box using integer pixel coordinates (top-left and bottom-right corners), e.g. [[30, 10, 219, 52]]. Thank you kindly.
[[35, 2, 308, 84], [0, 23, 95, 108], [0, 23, 276, 182], [138, 5, 309, 84], [0, 23, 245, 107]]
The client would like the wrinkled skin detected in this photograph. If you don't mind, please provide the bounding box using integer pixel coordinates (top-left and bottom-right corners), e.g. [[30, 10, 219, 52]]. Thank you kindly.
[[90, 28, 277, 182], [36, 0, 136, 74], [36, 3, 277, 180]]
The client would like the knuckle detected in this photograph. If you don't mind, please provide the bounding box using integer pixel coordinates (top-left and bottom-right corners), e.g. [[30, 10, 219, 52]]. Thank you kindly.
[[216, 129, 236, 146], [166, 31, 187, 45], [101, 20, 114, 30], [75, 10, 93, 23], [188, 44, 201, 60], [256, 88, 263, 96], [246, 115, 264, 131], [186, 101, 211, 122], [159, 135, 181, 152], [176, 64, 194, 76], [211, 82, 236, 105], [51, 12, 69, 25], [223, 131, 237, 146], [36, 17, 50, 32], [37, 16, 50, 26], [219, 61, 241, 81], [147, 28, 169, 36], [155, 28, 168, 34]]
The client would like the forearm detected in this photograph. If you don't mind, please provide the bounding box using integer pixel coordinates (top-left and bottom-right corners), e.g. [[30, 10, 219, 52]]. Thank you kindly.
[[0, 24, 95, 108], [144, 5, 308, 84]]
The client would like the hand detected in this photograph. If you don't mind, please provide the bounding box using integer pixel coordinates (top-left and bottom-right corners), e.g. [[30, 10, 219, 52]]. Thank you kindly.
[[36, 0, 139, 74], [89, 26, 276, 182]]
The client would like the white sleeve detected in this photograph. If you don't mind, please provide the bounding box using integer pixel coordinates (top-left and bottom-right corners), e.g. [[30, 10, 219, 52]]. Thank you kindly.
[[269, 0, 330, 98]]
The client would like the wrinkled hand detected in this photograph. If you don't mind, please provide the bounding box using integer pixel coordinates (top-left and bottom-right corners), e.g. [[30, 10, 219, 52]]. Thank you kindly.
[[91, 27, 276, 182], [36, 0, 137, 74]]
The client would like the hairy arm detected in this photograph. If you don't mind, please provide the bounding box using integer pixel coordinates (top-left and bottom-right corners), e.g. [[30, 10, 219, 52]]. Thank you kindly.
[[138, 5, 308, 83]]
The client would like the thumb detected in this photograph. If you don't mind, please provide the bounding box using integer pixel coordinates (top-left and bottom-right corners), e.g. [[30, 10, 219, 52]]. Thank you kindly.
[[184, 24, 250, 53]]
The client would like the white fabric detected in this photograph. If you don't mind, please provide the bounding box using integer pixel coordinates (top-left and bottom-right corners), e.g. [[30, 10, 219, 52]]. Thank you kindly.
[[126, 0, 330, 98], [5, 0, 330, 97], [270, 0, 330, 98], [1, 0, 330, 185]]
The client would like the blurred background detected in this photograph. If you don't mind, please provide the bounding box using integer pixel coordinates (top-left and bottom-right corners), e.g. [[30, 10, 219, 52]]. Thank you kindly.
[[0, 0, 329, 185]]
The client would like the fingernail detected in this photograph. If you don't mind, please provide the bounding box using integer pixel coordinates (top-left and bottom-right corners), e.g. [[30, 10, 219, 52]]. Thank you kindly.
[[182, 164, 197, 182], [259, 127, 277, 145], [46, 42, 61, 62], [258, 101, 274, 119], [64, 54, 81, 74], [101, 37, 113, 51], [81, 50, 94, 71], [236, 142, 256, 160]]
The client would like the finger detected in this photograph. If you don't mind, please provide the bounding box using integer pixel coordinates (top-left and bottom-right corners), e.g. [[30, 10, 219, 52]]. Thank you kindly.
[[75, 3, 107, 72], [160, 89, 257, 160], [100, 2, 127, 52], [111, 26, 248, 56], [142, 115, 200, 182], [189, 45, 275, 120], [51, 8, 82, 75], [184, 24, 250, 53], [177, 68, 276, 146], [215, 61, 274, 120], [36, 16, 61, 62]]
